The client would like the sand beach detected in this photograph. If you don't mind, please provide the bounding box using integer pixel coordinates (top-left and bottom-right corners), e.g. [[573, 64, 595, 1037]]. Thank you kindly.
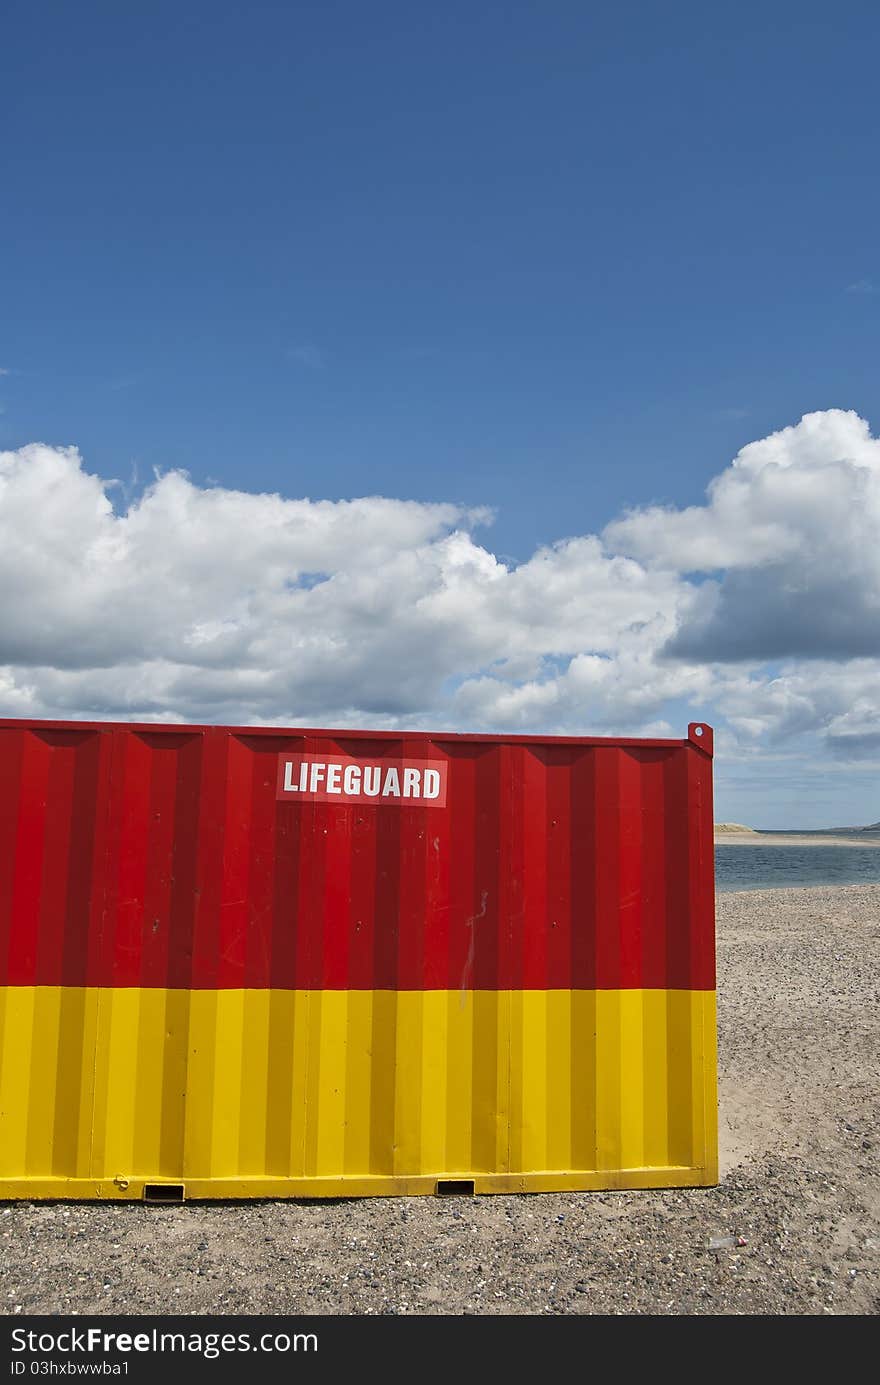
[[715, 831, 880, 847]]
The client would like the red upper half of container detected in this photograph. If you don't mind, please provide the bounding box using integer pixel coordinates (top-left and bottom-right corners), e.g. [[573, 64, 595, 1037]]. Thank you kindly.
[[0, 720, 715, 992]]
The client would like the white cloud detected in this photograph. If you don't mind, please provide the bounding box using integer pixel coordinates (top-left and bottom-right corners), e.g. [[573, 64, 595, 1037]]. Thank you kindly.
[[606, 410, 880, 661], [2, 411, 880, 788], [712, 660, 880, 754], [0, 442, 691, 730]]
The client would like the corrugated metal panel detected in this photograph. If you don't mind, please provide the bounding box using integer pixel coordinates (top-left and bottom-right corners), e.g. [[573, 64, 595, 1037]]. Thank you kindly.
[[0, 718, 716, 1198]]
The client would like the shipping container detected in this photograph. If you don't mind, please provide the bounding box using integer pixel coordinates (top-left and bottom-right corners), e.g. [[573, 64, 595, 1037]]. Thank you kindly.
[[0, 718, 716, 1199]]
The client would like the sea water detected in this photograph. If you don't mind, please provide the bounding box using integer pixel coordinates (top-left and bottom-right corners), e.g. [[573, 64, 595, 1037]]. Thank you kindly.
[[715, 834, 880, 892]]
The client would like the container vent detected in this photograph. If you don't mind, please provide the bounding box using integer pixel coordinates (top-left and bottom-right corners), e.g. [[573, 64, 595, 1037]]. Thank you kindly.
[[143, 1183, 185, 1204], [435, 1179, 475, 1196]]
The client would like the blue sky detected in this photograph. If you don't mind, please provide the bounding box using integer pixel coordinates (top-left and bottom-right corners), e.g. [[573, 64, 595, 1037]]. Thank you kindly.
[[2, 2, 880, 825]]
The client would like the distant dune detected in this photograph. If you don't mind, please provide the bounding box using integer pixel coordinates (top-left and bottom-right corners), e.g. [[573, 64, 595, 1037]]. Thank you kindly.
[[715, 825, 880, 847]]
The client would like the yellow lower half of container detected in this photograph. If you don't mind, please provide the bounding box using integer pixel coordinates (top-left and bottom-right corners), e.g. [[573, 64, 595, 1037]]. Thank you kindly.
[[0, 986, 716, 1198]]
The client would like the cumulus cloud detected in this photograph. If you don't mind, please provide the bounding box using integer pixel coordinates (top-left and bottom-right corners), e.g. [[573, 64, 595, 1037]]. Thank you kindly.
[[606, 410, 880, 661], [711, 660, 880, 753], [2, 409, 880, 760], [0, 442, 694, 730]]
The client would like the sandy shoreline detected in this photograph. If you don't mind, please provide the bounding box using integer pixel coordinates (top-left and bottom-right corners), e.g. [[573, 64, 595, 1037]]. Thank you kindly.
[[1, 883, 877, 1315], [715, 832, 880, 847]]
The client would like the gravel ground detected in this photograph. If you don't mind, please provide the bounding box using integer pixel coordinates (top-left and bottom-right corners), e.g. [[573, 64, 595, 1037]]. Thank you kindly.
[[1, 885, 878, 1316]]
